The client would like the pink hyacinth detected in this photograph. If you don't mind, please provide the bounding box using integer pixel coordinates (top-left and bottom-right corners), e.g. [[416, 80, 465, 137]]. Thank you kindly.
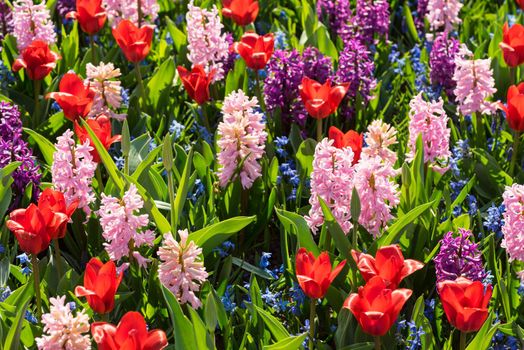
[[52, 130, 97, 216], [98, 184, 155, 267], [10, 0, 56, 51], [186, 0, 229, 81], [103, 0, 159, 26], [217, 90, 267, 189], [36, 296, 91, 350], [354, 156, 400, 237], [407, 93, 451, 173], [86, 62, 125, 120], [361, 120, 398, 165], [158, 229, 209, 309], [305, 138, 355, 235], [501, 184, 524, 263], [453, 45, 498, 116], [426, 0, 462, 33]]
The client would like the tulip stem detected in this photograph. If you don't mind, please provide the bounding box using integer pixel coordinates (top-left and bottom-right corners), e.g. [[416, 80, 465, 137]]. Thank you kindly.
[[90, 36, 96, 64], [255, 70, 266, 110], [53, 239, 63, 278], [134, 62, 147, 112], [510, 131, 521, 176], [374, 336, 381, 350], [309, 298, 316, 349], [96, 167, 104, 194], [459, 331, 466, 350], [31, 254, 42, 320], [33, 79, 41, 129], [316, 119, 322, 142], [510, 67, 516, 86]]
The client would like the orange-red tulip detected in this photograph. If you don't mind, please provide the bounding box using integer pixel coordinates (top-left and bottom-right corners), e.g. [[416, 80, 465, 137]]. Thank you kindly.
[[47, 73, 95, 121], [12, 40, 60, 80], [437, 277, 492, 333], [112, 20, 154, 63], [500, 83, 524, 132], [234, 32, 274, 71], [75, 258, 123, 314], [295, 247, 346, 299], [6, 204, 50, 255], [177, 65, 215, 105], [67, 0, 107, 35], [328, 126, 363, 164], [74, 115, 121, 163], [38, 188, 78, 239], [299, 77, 349, 119], [344, 276, 412, 336], [222, 0, 259, 26], [518, 0, 524, 10]]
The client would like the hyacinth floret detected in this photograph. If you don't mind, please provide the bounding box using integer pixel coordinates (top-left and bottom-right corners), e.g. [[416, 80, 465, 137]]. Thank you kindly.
[[430, 31, 460, 99], [361, 120, 398, 165], [104, 0, 159, 26], [86, 62, 125, 120], [501, 184, 524, 263], [10, 0, 56, 50], [426, 0, 462, 33]]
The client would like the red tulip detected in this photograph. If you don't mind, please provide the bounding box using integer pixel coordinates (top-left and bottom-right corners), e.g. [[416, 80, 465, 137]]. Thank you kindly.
[[437, 277, 492, 333], [74, 115, 121, 163], [177, 65, 215, 105], [112, 20, 154, 63], [518, 0, 524, 10], [295, 248, 346, 299], [91, 311, 168, 349], [46, 73, 95, 121], [351, 245, 424, 289], [500, 83, 524, 132], [222, 0, 259, 26], [299, 77, 349, 119], [328, 126, 364, 164], [500, 23, 524, 67], [6, 204, 50, 255], [12, 40, 60, 80], [344, 276, 412, 337], [38, 188, 78, 239], [67, 0, 107, 35], [75, 258, 123, 314], [234, 32, 274, 71]]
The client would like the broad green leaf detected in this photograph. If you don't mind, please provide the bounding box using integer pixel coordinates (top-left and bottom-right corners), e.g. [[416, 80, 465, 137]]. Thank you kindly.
[[466, 313, 498, 350], [161, 286, 198, 350], [23, 128, 57, 166], [263, 333, 307, 350], [275, 208, 319, 255], [251, 304, 290, 341], [173, 149, 194, 230], [3, 299, 29, 350]]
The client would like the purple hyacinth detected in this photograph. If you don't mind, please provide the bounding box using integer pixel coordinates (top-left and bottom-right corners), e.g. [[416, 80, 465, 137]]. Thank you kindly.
[[0, 0, 12, 41], [56, 0, 75, 19], [430, 32, 460, 99], [0, 102, 41, 205], [221, 33, 237, 76], [355, 0, 390, 44], [302, 47, 333, 84], [416, 0, 429, 31], [434, 229, 487, 283], [316, 0, 351, 37], [334, 38, 376, 120]]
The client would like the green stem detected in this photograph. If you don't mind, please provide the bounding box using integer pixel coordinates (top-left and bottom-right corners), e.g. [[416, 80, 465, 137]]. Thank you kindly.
[[255, 70, 266, 110], [90, 36, 96, 64], [353, 222, 358, 249], [167, 169, 176, 231], [96, 166, 104, 194], [201, 105, 211, 132], [135, 62, 147, 113], [316, 118, 322, 142], [510, 67, 516, 87], [309, 299, 316, 350], [53, 239, 63, 278], [374, 336, 381, 350], [124, 155, 129, 175], [31, 254, 42, 320], [459, 115, 467, 138], [459, 331, 466, 350], [510, 131, 521, 176], [475, 112, 485, 148], [33, 79, 41, 129]]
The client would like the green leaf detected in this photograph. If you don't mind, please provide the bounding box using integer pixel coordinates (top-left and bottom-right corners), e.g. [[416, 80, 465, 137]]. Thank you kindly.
[[3, 299, 29, 350], [173, 149, 194, 230], [466, 313, 498, 350], [403, 1, 420, 43], [232, 257, 275, 280], [318, 197, 354, 264], [263, 333, 307, 350], [161, 286, 198, 350], [350, 187, 361, 222], [145, 58, 176, 113], [23, 128, 57, 166], [275, 208, 319, 255], [251, 304, 290, 341], [296, 139, 316, 178]]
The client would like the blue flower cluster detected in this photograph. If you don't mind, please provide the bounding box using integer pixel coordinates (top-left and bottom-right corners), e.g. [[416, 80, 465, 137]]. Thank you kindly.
[[274, 137, 300, 201], [410, 45, 440, 101], [396, 319, 425, 350], [483, 203, 505, 238], [169, 120, 185, 141], [213, 241, 235, 258], [17, 253, 32, 276], [188, 179, 205, 204]]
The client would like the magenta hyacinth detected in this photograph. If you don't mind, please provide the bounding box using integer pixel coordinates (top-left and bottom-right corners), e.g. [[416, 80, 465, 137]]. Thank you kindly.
[[430, 32, 460, 99], [316, 0, 351, 38], [354, 0, 390, 44]]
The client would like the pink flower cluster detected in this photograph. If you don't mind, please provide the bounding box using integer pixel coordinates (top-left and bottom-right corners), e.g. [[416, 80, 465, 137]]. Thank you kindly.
[[52, 130, 97, 216], [217, 90, 267, 189], [407, 93, 451, 173], [104, 0, 159, 26], [86, 62, 125, 120], [11, 0, 56, 50], [305, 139, 355, 235], [186, 0, 229, 81], [98, 184, 155, 267], [158, 229, 209, 309], [453, 45, 498, 116], [361, 120, 398, 165], [426, 0, 462, 33], [501, 184, 524, 263]]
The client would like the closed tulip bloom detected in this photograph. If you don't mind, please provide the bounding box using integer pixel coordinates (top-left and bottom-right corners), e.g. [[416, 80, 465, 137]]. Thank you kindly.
[[518, 0, 524, 10], [344, 276, 412, 337], [234, 32, 274, 70], [6, 204, 50, 255], [295, 248, 346, 299], [299, 77, 349, 119], [112, 20, 154, 63], [75, 258, 123, 314], [91, 311, 168, 349], [74, 115, 121, 163], [500, 83, 524, 132], [177, 65, 215, 105], [351, 245, 424, 289], [222, 0, 259, 26], [47, 73, 95, 121], [328, 126, 363, 164], [67, 0, 106, 35], [500, 23, 524, 67], [437, 277, 492, 333], [38, 188, 78, 239], [12, 40, 60, 80]]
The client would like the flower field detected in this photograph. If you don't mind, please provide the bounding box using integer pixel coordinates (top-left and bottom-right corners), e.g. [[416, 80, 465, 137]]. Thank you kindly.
[[1, 0, 524, 349]]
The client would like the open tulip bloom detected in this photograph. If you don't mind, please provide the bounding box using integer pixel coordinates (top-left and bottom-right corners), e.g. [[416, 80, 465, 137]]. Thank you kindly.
[[222, 0, 259, 26]]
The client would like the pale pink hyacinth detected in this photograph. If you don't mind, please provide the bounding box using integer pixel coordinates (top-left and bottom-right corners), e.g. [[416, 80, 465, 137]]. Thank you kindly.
[[501, 184, 524, 263], [52, 130, 97, 216], [10, 0, 56, 51], [217, 90, 268, 189], [158, 229, 208, 309], [186, 0, 229, 82], [426, 0, 462, 33], [305, 138, 355, 235], [354, 157, 400, 237], [407, 93, 451, 173], [453, 45, 498, 116], [103, 0, 159, 26], [86, 62, 125, 120], [361, 120, 398, 165], [36, 296, 91, 350], [98, 184, 155, 267]]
